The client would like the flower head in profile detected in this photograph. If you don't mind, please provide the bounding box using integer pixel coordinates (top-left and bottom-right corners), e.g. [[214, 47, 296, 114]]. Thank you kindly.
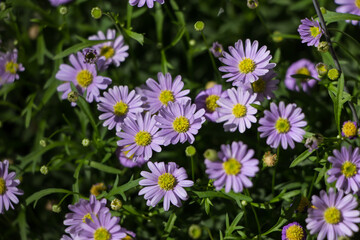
[[139, 162, 194, 211], [237, 70, 279, 102], [0, 49, 25, 86], [116, 146, 146, 168], [55, 52, 112, 106], [88, 29, 129, 70], [205, 141, 259, 193], [210, 42, 224, 58], [216, 88, 259, 133], [142, 72, 190, 114], [298, 18, 323, 47], [129, 0, 164, 8], [49, 0, 73, 6], [117, 112, 164, 161], [285, 59, 318, 93], [306, 188, 360, 240], [194, 84, 228, 122], [335, 0, 360, 25], [327, 146, 360, 194], [0, 160, 23, 214], [305, 133, 323, 152], [64, 195, 108, 234], [97, 85, 143, 132], [79, 211, 126, 240], [341, 121, 357, 139], [219, 39, 276, 86], [282, 222, 306, 240], [155, 101, 205, 146], [258, 101, 307, 149]]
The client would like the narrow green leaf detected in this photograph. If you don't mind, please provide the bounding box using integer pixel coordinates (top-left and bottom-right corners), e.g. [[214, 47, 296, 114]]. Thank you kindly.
[[123, 28, 144, 45], [323, 10, 360, 24], [26, 188, 74, 207], [53, 40, 109, 60], [164, 26, 185, 50], [164, 213, 177, 234], [335, 74, 345, 134], [107, 178, 141, 198], [77, 97, 99, 138], [84, 160, 124, 175], [289, 149, 315, 168]]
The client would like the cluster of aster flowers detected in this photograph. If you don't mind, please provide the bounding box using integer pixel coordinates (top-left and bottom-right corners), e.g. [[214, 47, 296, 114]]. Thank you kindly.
[[0, 49, 25, 87]]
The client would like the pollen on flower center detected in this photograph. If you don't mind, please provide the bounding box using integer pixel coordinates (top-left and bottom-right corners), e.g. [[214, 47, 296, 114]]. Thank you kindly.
[[341, 161, 357, 178], [251, 78, 266, 93], [275, 118, 290, 133], [5, 61, 19, 74], [158, 173, 176, 191], [100, 45, 115, 59], [113, 101, 129, 116], [296, 67, 311, 79], [76, 70, 93, 88], [342, 121, 357, 138], [286, 225, 305, 240], [82, 212, 94, 223], [310, 26, 321, 37], [223, 158, 242, 175], [158, 90, 175, 106], [238, 58, 256, 74], [205, 95, 220, 112], [232, 104, 247, 118], [93, 227, 111, 240], [324, 207, 341, 224], [0, 178, 6, 195], [134, 131, 152, 146], [173, 116, 190, 133]]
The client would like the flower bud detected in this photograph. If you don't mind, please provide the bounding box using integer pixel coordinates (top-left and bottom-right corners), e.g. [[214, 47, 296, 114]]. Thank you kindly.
[[111, 198, 123, 211], [188, 224, 202, 239], [67, 91, 79, 103], [0, 2, 6, 11], [203, 149, 218, 162], [59, 6, 68, 15], [327, 68, 340, 81], [317, 41, 329, 53], [82, 138, 90, 147], [247, 0, 259, 9], [272, 31, 283, 43], [262, 151, 277, 167], [194, 21, 205, 31], [91, 7, 102, 19], [52, 204, 61, 213], [205, 81, 216, 90], [28, 24, 40, 40], [305, 134, 323, 151], [40, 165, 48, 175], [39, 139, 47, 147], [189, 39, 196, 46], [185, 146, 196, 157], [241, 200, 248, 206], [83, 48, 98, 64], [315, 62, 328, 77]]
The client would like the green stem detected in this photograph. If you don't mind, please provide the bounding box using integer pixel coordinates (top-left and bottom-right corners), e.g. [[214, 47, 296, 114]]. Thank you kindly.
[[126, 4, 133, 29], [271, 148, 279, 195], [307, 150, 319, 199], [201, 32, 221, 81], [191, 156, 195, 181], [245, 189, 261, 238]]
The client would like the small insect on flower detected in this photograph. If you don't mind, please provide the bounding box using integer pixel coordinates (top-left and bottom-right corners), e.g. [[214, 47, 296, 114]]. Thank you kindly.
[[205, 141, 259, 193], [335, 0, 360, 25], [258, 101, 307, 149], [306, 188, 360, 240], [285, 59, 318, 93], [298, 18, 323, 47], [0, 49, 25, 86], [282, 222, 306, 240], [139, 162, 194, 211], [129, 0, 164, 8]]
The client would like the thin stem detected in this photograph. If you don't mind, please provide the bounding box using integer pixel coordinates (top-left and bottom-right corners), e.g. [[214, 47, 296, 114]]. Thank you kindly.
[[191, 156, 195, 181], [245, 189, 261, 238], [201, 32, 221, 81], [271, 148, 279, 196]]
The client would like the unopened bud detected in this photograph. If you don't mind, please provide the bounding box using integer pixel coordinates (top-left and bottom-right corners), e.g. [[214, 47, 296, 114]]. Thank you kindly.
[[262, 151, 278, 167], [40, 165, 48, 175], [0, 2, 6, 11], [52, 204, 61, 213], [272, 31, 283, 43], [189, 39, 196, 46], [317, 41, 329, 53], [91, 7, 102, 19], [327, 68, 340, 81], [241, 200, 248, 206], [59, 6, 68, 15], [39, 139, 47, 147], [82, 138, 90, 147], [67, 91, 79, 103], [188, 224, 202, 239], [194, 21, 205, 31], [185, 146, 196, 157], [205, 81, 216, 90], [315, 62, 328, 77], [111, 198, 123, 211], [203, 149, 218, 162], [247, 0, 259, 9]]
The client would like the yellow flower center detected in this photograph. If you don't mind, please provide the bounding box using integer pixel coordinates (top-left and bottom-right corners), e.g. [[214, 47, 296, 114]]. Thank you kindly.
[[158, 90, 175, 106], [158, 173, 176, 191], [286, 225, 305, 240], [223, 158, 242, 175], [310, 26, 321, 38], [275, 118, 290, 133], [342, 121, 357, 138], [94, 227, 111, 240], [251, 78, 266, 93], [341, 161, 357, 178], [76, 70, 93, 88], [134, 131, 152, 146], [238, 58, 256, 74], [100, 45, 115, 59], [5, 61, 19, 74], [123, 144, 135, 159], [123, 236, 133, 240], [113, 101, 128, 116], [232, 104, 247, 118], [356, 0, 360, 9], [82, 213, 94, 223], [90, 183, 107, 196], [296, 67, 310, 76], [0, 178, 6, 195], [205, 95, 220, 112], [173, 116, 190, 133], [324, 207, 341, 224]]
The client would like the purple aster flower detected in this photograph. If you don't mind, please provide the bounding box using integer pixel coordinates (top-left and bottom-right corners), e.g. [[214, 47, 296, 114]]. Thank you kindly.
[[205, 141, 259, 193], [116, 146, 146, 168], [129, 0, 165, 8], [138, 161, 194, 211], [82, 48, 98, 65], [97, 85, 143, 132], [258, 101, 307, 149], [237, 70, 279, 102], [0, 49, 25, 86], [281, 222, 306, 240], [88, 29, 129, 70], [210, 42, 224, 58], [327, 146, 360, 194], [155, 101, 205, 146], [335, 0, 360, 25], [304, 134, 323, 152], [80, 211, 126, 240], [306, 188, 360, 240], [61, 233, 85, 240], [119, 228, 136, 239], [298, 18, 324, 47], [117, 112, 164, 161], [142, 72, 190, 114], [0, 160, 23, 214], [194, 84, 228, 122], [285, 59, 318, 93], [341, 121, 358, 139], [219, 39, 276, 86], [49, 0, 73, 6], [56, 52, 111, 106], [216, 87, 259, 133], [64, 195, 108, 234]]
